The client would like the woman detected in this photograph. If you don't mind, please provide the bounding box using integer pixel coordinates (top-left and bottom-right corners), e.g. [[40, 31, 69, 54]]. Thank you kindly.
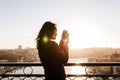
[[36, 21, 69, 80]]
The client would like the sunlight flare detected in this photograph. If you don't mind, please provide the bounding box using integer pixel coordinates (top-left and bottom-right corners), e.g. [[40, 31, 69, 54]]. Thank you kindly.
[[70, 66, 86, 74]]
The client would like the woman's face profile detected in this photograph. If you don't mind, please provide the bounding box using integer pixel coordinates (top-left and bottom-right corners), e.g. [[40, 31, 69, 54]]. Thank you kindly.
[[52, 29, 57, 39]]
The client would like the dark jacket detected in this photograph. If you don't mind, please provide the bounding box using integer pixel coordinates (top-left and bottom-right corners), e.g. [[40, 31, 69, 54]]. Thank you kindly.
[[38, 41, 68, 80]]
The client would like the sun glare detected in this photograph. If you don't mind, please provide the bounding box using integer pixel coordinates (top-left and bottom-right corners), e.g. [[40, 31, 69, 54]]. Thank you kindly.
[[56, 21, 103, 49], [70, 66, 86, 74], [65, 25, 102, 49]]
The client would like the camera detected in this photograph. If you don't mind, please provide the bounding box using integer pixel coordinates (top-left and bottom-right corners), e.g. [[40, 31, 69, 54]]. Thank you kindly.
[[62, 30, 69, 39]]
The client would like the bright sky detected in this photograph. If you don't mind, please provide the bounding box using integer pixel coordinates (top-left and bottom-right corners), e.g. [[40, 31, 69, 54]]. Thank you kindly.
[[0, 0, 120, 49]]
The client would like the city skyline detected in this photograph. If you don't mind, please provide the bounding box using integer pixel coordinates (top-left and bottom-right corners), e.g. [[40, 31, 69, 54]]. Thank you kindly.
[[0, 0, 120, 49]]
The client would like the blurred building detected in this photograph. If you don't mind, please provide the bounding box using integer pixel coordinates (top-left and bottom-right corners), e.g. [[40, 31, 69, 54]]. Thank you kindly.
[[18, 45, 22, 50]]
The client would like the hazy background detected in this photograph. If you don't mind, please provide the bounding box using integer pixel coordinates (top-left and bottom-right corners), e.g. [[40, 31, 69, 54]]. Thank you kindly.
[[0, 0, 120, 49]]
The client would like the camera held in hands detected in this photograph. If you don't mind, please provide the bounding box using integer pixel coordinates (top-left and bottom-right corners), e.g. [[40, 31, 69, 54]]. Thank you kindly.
[[62, 30, 69, 39], [61, 30, 69, 45]]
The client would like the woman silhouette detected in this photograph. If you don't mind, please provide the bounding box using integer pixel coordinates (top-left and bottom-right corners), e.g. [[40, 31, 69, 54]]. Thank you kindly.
[[36, 21, 69, 80]]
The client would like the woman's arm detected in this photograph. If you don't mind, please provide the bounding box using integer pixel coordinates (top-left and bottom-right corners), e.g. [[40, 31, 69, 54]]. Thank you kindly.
[[47, 41, 69, 64], [59, 30, 69, 63]]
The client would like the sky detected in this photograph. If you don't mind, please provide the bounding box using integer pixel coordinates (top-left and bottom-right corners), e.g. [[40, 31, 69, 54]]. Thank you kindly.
[[0, 0, 120, 49]]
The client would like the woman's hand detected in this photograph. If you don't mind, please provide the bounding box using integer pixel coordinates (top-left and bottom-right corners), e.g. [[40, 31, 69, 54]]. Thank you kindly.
[[61, 30, 69, 44], [59, 30, 69, 50]]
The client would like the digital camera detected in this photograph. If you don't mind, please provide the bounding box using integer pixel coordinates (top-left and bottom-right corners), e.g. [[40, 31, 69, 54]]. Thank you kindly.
[[62, 30, 69, 39]]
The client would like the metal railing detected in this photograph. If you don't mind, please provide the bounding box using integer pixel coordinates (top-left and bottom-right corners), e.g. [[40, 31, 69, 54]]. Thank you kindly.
[[0, 62, 120, 80]]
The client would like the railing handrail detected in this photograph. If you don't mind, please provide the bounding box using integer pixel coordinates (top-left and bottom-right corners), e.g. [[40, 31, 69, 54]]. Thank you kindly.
[[1, 74, 120, 77], [0, 62, 120, 66]]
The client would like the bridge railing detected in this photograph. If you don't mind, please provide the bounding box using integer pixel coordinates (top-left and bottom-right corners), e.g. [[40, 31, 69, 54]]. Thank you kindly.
[[0, 62, 120, 80]]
